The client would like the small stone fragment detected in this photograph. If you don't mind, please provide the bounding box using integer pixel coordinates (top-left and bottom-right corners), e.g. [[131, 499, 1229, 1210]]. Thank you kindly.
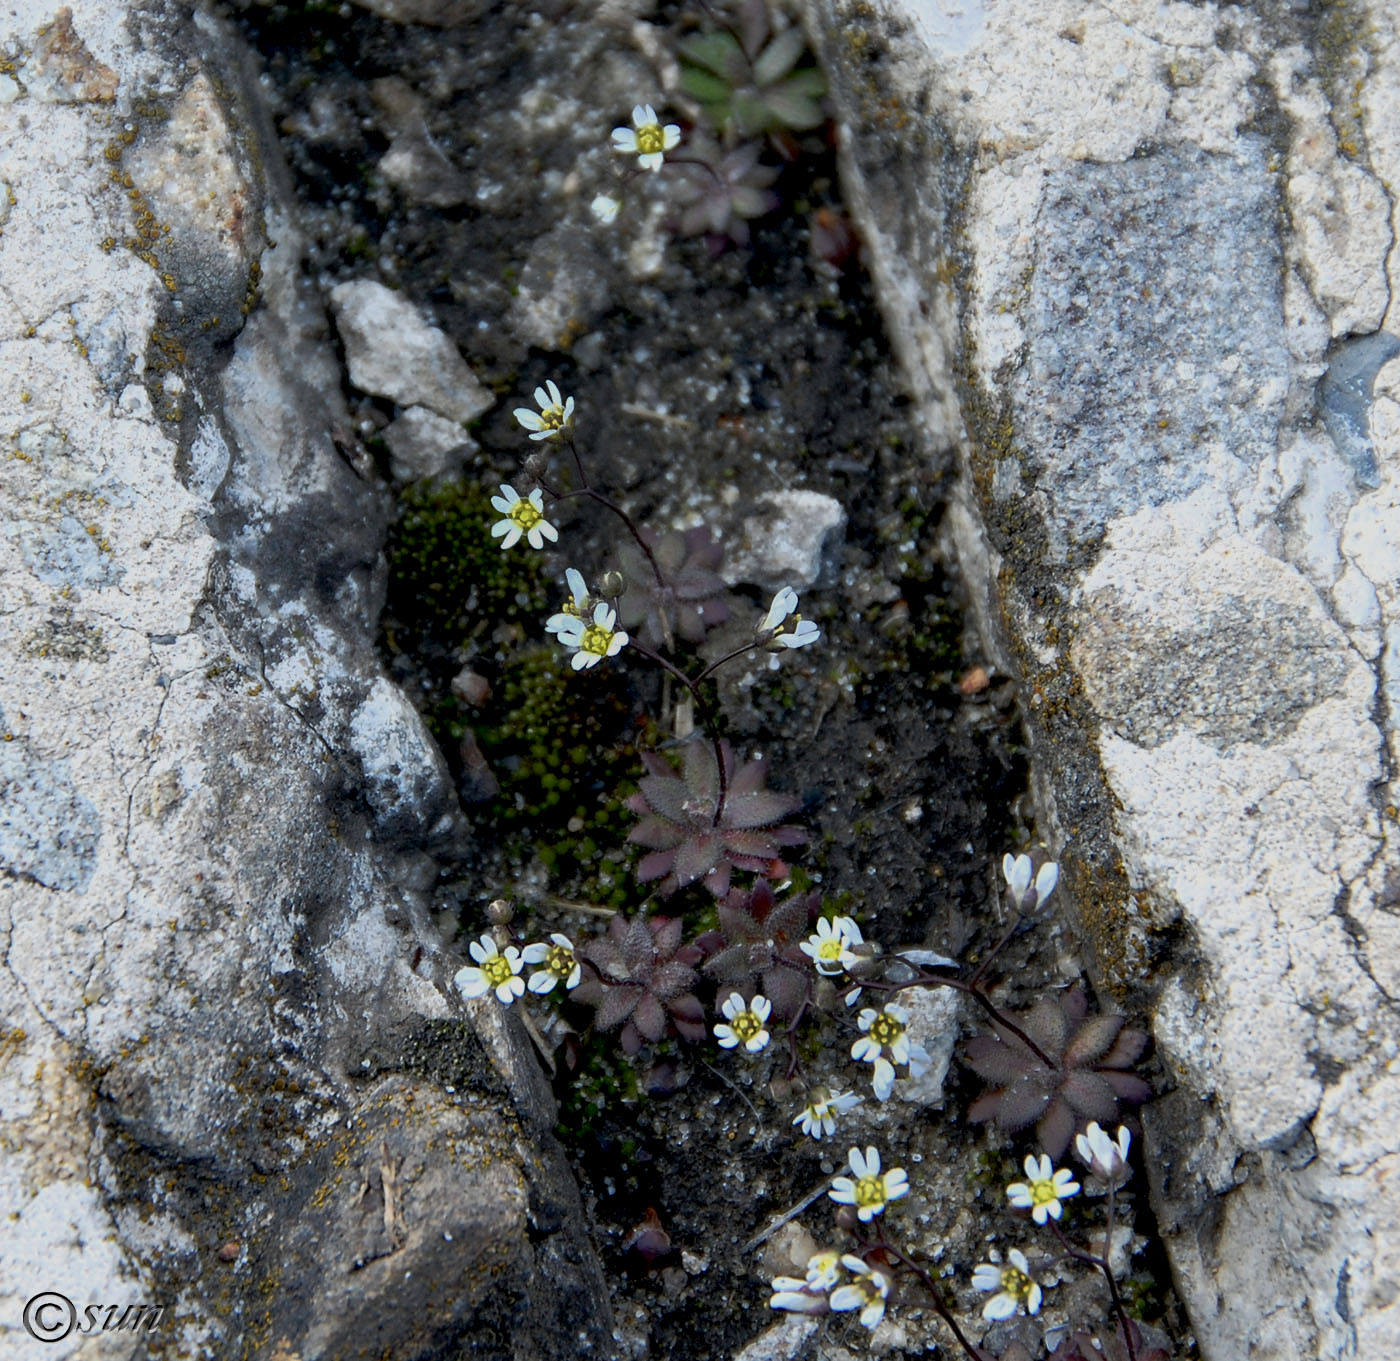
[[329, 280, 493, 425], [722, 490, 846, 590]]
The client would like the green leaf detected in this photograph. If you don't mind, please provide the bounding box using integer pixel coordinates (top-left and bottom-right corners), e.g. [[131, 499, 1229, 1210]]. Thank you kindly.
[[752, 27, 807, 86], [763, 87, 825, 131], [680, 66, 733, 106], [678, 30, 744, 81]]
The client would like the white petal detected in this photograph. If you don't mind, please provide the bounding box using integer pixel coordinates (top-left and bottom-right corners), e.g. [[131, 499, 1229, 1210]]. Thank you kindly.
[[751, 995, 772, 1021], [1034, 861, 1059, 902], [872, 1059, 895, 1101], [639, 151, 663, 171], [1008, 1249, 1030, 1274], [971, 1265, 1002, 1291], [1027, 1283, 1043, 1315], [527, 973, 557, 994], [499, 525, 522, 550], [514, 408, 543, 431], [521, 943, 548, 964], [453, 966, 488, 998], [545, 380, 562, 407], [982, 1293, 1018, 1321], [634, 104, 655, 126], [828, 1177, 856, 1204], [662, 124, 681, 149], [611, 128, 637, 151]]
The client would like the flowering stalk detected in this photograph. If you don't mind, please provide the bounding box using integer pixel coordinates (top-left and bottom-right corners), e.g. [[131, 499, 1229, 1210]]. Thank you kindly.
[[860, 1238, 983, 1361], [1046, 1204, 1137, 1361]]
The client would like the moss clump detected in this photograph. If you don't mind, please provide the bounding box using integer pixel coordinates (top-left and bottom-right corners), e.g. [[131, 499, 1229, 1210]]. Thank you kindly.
[[470, 646, 646, 908], [384, 478, 546, 655]]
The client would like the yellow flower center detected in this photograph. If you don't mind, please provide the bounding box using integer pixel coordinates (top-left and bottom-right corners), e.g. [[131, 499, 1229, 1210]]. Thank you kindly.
[[1030, 1179, 1057, 1207], [581, 623, 614, 656], [510, 500, 543, 530], [854, 1175, 886, 1208], [539, 404, 566, 430], [869, 1013, 904, 1047], [482, 953, 512, 987], [636, 123, 665, 154], [816, 937, 845, 962], [1000, 1265, 1031, 1300], [546, 944, 574, 978], [731, 1010, 762, 1042]]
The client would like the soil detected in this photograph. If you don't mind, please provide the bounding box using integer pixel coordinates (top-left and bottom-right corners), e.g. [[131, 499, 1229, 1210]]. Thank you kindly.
[[222, 3, 1181, 1358]]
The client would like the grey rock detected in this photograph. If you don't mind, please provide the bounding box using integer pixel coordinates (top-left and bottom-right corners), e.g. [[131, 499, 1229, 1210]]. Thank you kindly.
[[1320, 330, 1400, 487], [1015, 146, 1289, 546], [384, 404, 475, 482], [721, 490, 847, 590], [0, 717, 101, 892], [330, 278, 495, 425], [507, 223, 614, 351], [0, 4, 609, 1358], [809, 0, 1400, 1357]]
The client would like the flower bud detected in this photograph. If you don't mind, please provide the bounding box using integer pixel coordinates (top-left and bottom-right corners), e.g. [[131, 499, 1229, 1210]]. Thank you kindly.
[[487, 898, 514, 926], [598, 568, 626, 598]]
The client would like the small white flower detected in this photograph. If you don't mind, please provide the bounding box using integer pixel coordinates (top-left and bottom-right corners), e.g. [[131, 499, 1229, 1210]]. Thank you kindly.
[[1002, 851, 1059, 912], [610, 103, 681, 171], [769, 1277, 829, 1316], [1006, 1154, 1080, 1224], [851, 1003, 930, 1101], [829, 1146, 909, 1221], [490, 483, 559, 550], [513, 380, 575, 442], [590, 194, 621, 223], [453, 932, 526, 1005], [1075, 1121, 1132, 1182], [713, 991, 772, 1053], [800, 914, 862, 976], [521, 932, 582, 993], [829, 1255, 891, 1329], [545, 568, 591, 637], [972, 1248, 1042, 1320], [554, 601, 629, 671], [759, 586, 819, 649], [805, 1251, 844, 1291], [793, 1088, 862, 1139]]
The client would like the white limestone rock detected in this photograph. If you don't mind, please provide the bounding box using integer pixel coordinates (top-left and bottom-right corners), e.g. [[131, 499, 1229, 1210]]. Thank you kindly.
[[329, 277, 494, 425], [807, 0, 1400, 1356]]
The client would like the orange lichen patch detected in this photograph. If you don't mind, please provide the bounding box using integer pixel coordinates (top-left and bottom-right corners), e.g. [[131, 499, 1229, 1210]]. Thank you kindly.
[[31, 7, 117, 102]]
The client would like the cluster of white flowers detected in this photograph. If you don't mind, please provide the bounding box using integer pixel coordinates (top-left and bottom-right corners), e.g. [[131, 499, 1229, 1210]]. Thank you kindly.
[[453, 932, 581, 1004], [770, 1251, 892, 1329]]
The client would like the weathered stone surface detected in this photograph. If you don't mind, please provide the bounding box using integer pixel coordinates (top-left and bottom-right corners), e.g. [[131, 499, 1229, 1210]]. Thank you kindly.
[[0, 4, 608, 1358], [809, 1, 1400, 1357], [330, 277, 495, 425], [721, 489, 847, 590]]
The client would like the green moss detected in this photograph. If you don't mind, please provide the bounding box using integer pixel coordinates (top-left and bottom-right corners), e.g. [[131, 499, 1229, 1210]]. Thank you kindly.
[[385, 478, 546, 653]]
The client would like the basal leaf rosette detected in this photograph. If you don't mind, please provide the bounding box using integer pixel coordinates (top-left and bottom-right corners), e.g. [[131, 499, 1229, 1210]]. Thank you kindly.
[[964, 986, 1150, 1157], [626, 739, 805, 898], [573, 914, 707, 1056]]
